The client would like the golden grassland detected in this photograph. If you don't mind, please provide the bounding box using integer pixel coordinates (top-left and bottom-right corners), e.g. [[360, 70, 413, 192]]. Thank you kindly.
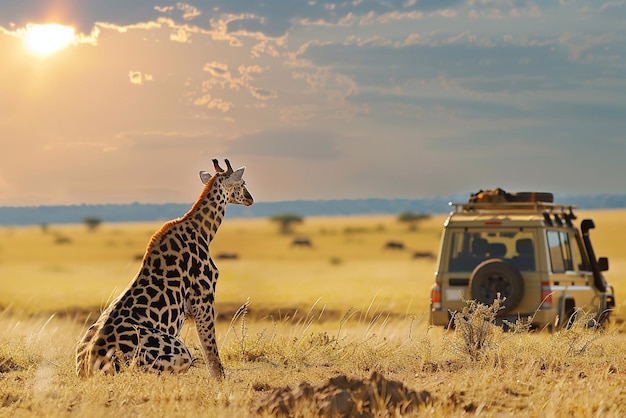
[[1, 210, 626, 416], [0, 214, 447, 316]]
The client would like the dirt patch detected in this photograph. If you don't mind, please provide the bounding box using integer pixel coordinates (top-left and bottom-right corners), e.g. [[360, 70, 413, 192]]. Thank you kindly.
[[255, 371, 431, 417]]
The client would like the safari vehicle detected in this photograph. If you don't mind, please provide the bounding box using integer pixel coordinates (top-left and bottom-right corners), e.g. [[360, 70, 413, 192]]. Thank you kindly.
[[429, 189, 616, 330]]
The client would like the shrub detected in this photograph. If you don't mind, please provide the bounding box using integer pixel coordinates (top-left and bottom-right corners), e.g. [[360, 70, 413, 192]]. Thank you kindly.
[[270, 213, 303, 235], [397, 212, 430, 231], [450, 296, 503, 362], [83, 216, 102, 231]]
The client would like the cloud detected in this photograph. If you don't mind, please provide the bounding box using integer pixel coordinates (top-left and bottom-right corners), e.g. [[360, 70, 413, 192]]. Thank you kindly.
[[128, 70, 153, 85], [599, 1, 626, 19], [228, 129, 345, 160], [0, 0, 163, 34], [558, 32, 618, 61], [206, 98, 233, 112], [170, 27, 191, 43], [177, 3, 202, 21], [0, 0, 511, 41], [1, 0, 626, 205]]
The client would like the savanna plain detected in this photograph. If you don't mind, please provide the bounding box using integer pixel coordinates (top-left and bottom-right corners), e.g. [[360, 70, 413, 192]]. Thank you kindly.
[[1, 211, 626, 417]]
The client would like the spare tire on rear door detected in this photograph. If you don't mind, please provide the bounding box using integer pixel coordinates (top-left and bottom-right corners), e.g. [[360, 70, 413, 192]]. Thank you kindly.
[[469, 259, 524, 314]]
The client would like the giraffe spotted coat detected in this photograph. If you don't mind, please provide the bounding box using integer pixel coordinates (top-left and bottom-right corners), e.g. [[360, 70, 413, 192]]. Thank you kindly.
[[75, 159, 253, 378]]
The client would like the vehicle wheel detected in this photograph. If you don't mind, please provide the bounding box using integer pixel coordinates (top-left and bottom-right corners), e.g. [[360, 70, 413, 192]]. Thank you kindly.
[[469, 259, 525, 314], [558, 299, 576, 329], [597, 311, 611, 328], [597, 290, 615, 328]]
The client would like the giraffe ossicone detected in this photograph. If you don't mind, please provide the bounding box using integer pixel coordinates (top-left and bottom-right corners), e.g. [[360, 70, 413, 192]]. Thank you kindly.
[[75, 158, 253, 378]]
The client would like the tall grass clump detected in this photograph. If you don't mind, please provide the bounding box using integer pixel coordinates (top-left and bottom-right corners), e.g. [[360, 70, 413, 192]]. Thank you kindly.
[[448, 297, 504, 362], [557, 308, 604, 356], [220, 299, 345, 371]]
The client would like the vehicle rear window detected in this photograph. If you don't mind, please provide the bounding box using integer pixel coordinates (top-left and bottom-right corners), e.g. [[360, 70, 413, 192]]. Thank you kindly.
[[447, 230, 536, 272]]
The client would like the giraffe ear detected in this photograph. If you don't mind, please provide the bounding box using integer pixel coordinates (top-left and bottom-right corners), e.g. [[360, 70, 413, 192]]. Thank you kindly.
[[230, 167, 245, 181], [199, 171, 212, 184]]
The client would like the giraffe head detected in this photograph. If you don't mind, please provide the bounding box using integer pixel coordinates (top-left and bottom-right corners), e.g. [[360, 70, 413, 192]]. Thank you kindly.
[[199, 159, 254, 206]]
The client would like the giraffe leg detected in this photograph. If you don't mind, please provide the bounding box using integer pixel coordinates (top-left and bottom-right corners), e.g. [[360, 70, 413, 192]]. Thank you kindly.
[[86, 325, 194, 375], [201, 344, 224, 379], [193, 307, 224, 379], [193, 323, 223, 378], [76, 323, 99, 377], [135, 327, 194, 373]]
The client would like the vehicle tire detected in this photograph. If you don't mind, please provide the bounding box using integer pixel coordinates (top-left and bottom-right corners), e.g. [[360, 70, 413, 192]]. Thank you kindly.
[[597, 290, 615, 328], [558, 298, 576, 329], [469, 259, 525, 314]]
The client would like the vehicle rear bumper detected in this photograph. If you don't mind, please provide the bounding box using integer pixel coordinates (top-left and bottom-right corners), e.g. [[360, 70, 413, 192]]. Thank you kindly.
[[496, 310, 557, 329], [430, 310, 451, 327], [430, 309, 557, 329]]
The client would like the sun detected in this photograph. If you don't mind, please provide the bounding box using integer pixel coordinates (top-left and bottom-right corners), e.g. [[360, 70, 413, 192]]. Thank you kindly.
[[23, 23, 76, 57]]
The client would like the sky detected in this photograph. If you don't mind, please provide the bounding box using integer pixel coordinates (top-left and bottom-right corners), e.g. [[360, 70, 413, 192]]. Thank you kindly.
[[1, 1, 625, 206]]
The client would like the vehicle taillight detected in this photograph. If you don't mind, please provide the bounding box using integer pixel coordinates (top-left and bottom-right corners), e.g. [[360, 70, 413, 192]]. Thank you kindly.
[[431, 283, 442, 310], [606, 294, 615, 309], [541, 282, 552, 309]]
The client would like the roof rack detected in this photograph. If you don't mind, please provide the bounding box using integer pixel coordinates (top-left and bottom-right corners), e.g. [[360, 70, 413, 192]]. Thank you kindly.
[[450, 201, 577, 215]]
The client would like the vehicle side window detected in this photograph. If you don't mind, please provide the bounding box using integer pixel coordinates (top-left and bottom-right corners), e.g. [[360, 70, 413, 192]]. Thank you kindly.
[[546, 230, 575, 273], [448, 232, 472, 272], [571, 236, 590, 272]]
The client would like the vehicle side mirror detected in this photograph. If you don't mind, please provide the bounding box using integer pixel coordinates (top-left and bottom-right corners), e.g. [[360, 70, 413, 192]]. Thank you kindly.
[[597, 257, 609, 272]]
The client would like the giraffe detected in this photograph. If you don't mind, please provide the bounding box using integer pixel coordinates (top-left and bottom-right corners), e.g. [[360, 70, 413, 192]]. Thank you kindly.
[[75, 159, 253, 378]]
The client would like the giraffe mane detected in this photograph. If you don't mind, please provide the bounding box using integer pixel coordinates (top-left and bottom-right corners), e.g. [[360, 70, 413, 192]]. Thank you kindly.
[[142, 174, 219, 261]]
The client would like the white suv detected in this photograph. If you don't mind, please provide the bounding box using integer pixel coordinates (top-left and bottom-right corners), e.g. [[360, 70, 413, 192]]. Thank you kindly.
[[429, 190, 616, 330]]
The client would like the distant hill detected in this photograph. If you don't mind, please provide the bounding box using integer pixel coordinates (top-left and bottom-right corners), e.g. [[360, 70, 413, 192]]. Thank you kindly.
[[0, 194, 625, 226]]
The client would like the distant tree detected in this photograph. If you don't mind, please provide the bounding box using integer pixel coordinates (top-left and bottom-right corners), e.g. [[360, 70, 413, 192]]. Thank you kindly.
[[83, 216, 102, 232], [397, 212, 430, 231], [270, 213, 303, 234]]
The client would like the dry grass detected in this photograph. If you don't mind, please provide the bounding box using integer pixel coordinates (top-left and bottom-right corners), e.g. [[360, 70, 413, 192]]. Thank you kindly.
[[1, 211, 626, 416], [2, 307, 626, 417]]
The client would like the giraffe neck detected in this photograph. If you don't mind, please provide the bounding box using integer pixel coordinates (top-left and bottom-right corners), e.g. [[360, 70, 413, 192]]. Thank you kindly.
[[142, 175, 228, 261], [187, 176, 227, 242]]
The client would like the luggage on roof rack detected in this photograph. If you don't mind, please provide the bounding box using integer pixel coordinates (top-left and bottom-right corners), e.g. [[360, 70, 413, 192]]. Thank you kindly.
[[449, 188, 573, 215], [468, 188, 553, 204]]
